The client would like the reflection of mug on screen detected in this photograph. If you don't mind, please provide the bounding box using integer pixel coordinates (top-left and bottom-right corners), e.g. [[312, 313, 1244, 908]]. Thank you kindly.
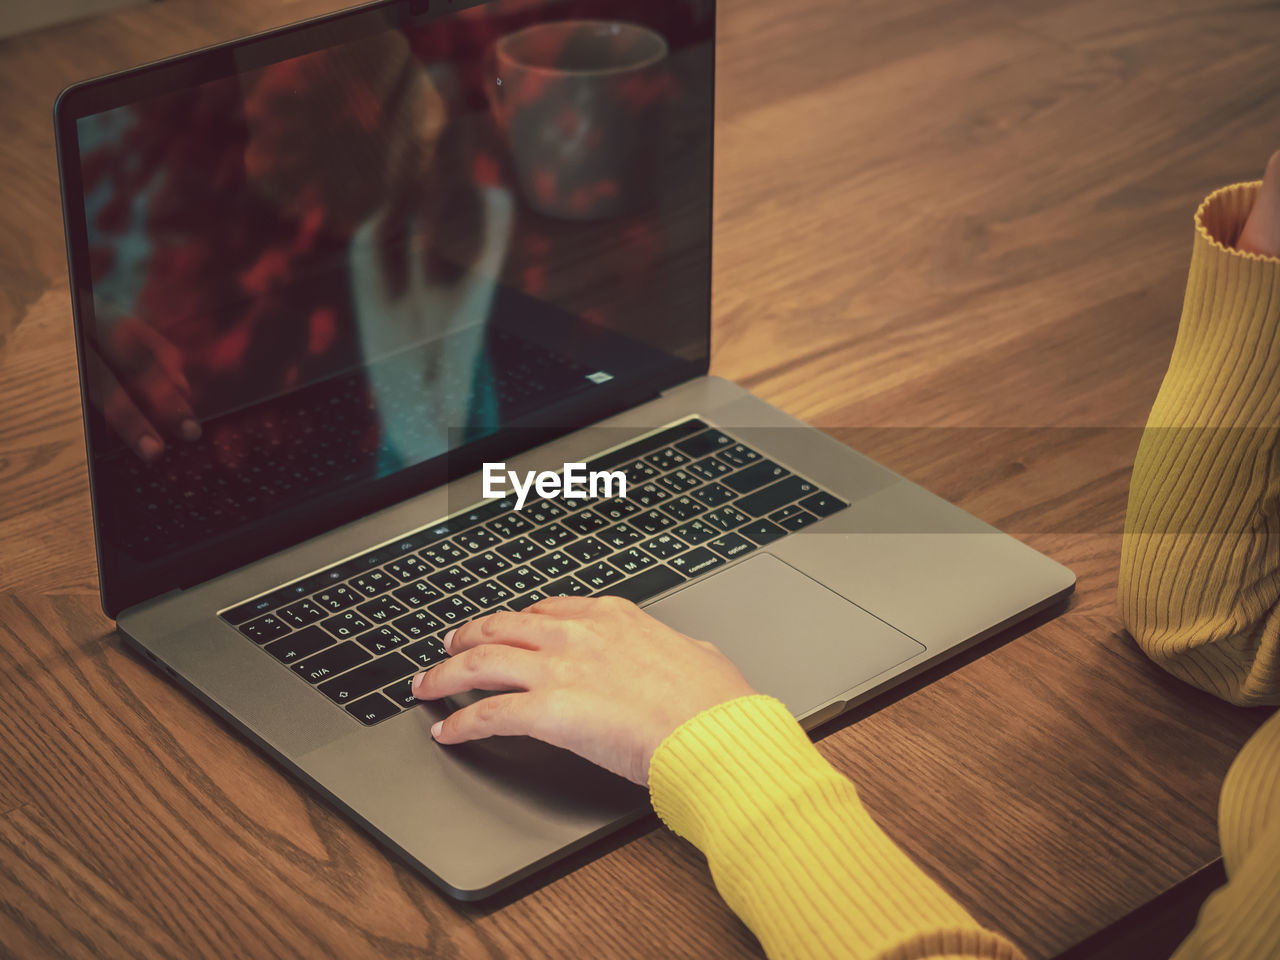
[[489, 20, 670, 220]]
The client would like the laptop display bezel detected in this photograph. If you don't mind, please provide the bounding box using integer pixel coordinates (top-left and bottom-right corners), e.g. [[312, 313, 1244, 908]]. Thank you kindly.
[[54, 0, 715, 619]]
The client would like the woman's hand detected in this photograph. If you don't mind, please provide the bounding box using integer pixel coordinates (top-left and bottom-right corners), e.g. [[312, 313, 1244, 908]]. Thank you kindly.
[[88, 316, 200, 461], [1237, 150, 1280, 257], [411, 597, 758, 785]]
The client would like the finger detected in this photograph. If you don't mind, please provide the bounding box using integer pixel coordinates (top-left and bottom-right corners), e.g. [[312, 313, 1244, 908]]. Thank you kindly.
[[411, 643, 547, 700], [88, 349, 165, 461], [430, 690, 549, 744], [126, 320, 192, 398], [1238, 149, 1280, 258], [136, 366, 202, 441], [526, 594, 638, 620], [445, 610, 573, 655]]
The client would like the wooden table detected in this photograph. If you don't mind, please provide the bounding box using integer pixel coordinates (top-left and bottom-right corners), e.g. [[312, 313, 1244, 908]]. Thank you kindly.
[[2, 1, 1277, 957]]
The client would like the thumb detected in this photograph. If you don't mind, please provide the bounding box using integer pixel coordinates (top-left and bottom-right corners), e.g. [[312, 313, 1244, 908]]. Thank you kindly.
[[1236, 150, 1280, 258]]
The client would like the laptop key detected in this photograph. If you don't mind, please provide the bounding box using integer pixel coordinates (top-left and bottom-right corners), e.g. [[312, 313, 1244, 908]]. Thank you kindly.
[[544, 576, 591, 597], [358, 627, 410, 655], [386, 555, 432, 583], [691, 482, 736, 508], [403, 639, 450, 669], [530, 551, 579, 578], [420, 542, 466, 567], [601, 523, 645, 550], [293, 643, 372, 684], [509, 590, 548, 611], [464, 581, 513, 610], [669, 548, 726, 579], [600, 565, 685, 605], [240, 614, 290, 644], [723, 460, 789, 495], [498, 566, 547, 593], [630, 483, 670, 508], [580, 562, 625, 590], [564, 536, 611, 564], [347, 693, 401, 726], [265, 625, 334, 664], [319, 653, 417, 704], [672, 519, 717, 545], [612, 548, 655, 575], [495, 537, 543, 563], [464, 552, 511, 579], [777, 508, 820, 531], [687, 456, 734, 483], [717, 444, 762, 468], [704, 505, 750, 531], [641, 534, 689, 560], [320, 610, 374, 640], [801, 492, 850, 517], [314, 585, 360, 612], [383, 677, 421, 708], [358, 595, 407, 624], [707, 533, 756, 560], [675, 428, 735, 459], [657, 470, 700, 495], [523, 501, 567, 525], [488, 513, 533, 539], [350, 570, 395, 598], [428, 566, 477, 593], [453, 528, 500, 554], [739, 519, 787, 546], [532, 523, 575, 549], [623, 459, 660, 483], [597, 500, 640, 522], [737, 476, 819, 518], [429, 595, 480, 624], [644, 447, 690, 472], [223, 596, 278, 625], [663, 496, 705, 522], [563, 509, 609, 536], [393, 581, 443, 608], [278, 599, 326, 629], [633, 509, 675, 535], [393, 610, 447, 640]]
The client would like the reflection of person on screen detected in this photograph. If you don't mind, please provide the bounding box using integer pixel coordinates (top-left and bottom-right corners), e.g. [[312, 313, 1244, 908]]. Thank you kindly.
[[79, 31, 496, 467]]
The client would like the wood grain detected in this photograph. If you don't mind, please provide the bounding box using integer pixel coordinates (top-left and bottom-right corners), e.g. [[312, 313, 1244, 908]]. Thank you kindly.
[[2, 0, 1278, 958]]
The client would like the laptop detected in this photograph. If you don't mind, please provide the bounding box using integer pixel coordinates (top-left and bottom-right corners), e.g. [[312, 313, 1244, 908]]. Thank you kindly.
[[54, 0, 1075, 900]]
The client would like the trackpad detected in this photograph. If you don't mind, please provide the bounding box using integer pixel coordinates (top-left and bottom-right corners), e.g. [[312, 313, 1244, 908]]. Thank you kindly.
[[645, 555, 926, 718]]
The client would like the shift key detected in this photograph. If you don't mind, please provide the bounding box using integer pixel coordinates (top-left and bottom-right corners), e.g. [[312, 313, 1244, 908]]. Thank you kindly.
[[318, 653, 416, 704], [737, 476, 819, 518]]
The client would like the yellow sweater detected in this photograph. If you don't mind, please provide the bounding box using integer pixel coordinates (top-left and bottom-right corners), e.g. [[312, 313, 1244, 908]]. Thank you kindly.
[[647, 182, 1280, 960]]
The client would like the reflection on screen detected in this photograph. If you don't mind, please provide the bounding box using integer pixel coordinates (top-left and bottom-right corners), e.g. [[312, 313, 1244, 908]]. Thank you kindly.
[[72, 0, 712, 567]]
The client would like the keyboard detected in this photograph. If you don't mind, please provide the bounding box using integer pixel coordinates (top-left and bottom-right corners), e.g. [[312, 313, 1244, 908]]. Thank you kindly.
[[219, 418, 849, 726]]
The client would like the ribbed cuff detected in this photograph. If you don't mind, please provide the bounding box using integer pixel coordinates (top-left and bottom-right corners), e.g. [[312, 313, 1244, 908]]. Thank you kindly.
[[649, 695, 1025, 959]]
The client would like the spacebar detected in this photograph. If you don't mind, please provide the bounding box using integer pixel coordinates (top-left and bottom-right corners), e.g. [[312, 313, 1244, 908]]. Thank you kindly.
[[600, 566, 686, 605]]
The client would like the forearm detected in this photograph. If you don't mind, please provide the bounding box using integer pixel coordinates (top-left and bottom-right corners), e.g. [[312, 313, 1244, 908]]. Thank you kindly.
[[1119, 182, 1280, 705], [648, 696, 1024, 960]]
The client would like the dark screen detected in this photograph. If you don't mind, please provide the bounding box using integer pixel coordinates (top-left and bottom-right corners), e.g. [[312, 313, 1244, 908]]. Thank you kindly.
[[62, 0, 713, 615]]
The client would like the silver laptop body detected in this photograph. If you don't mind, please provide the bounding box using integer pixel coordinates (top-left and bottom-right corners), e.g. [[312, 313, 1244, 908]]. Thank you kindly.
[[56, 0, 1074, 900]]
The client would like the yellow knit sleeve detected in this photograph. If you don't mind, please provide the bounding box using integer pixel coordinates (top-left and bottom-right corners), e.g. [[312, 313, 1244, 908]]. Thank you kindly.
[[648, 695, 1025, 960], [1169, 710, 1280, 960], [1119, 181, 1280, 705]]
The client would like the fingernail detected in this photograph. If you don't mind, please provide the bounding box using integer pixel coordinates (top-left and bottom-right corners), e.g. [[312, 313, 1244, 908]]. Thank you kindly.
[[180, 418, 202, 442], [431, 721, 444, 738], [442, 629, 456, 651], [411, 671, 428, 697], [138, 435, 163, 461]]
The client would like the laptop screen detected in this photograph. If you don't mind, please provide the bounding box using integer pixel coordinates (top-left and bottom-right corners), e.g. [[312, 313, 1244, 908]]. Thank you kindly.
[[57, 0, 714, 616]]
